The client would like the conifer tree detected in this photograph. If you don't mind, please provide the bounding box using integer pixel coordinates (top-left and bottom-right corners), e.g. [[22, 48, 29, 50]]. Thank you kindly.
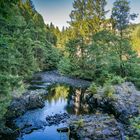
[[69, 0, 107, 37], [111, 0, 137, 38], [111, 0, 137, 76]]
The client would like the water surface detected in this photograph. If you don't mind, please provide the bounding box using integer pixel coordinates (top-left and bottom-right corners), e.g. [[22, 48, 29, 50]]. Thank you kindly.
[[16, 84, 76, 140]]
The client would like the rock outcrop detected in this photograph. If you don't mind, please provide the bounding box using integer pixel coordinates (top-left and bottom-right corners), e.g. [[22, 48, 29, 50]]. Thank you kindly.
[[5, 89, 47, 120], [69, 114, 124, 140], [84, 82, 140, 123]]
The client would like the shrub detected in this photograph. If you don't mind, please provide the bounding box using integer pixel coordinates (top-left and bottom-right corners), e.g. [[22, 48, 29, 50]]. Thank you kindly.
[[128, 116, 140, 139], [103, 74, 125, 85], [103, 84, 115, 99], [0, 94, 12, 120], [109, 75, 125, 85], [58, 56, 72, 75], [88, 83, 98, 94]]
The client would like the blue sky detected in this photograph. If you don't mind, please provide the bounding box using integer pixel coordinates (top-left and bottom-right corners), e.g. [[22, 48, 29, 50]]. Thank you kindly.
[[32, 0, 140, 29]]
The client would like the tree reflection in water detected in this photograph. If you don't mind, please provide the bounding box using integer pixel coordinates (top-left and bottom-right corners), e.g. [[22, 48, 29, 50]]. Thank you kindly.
[[46, 84, 70, 103], [45, 84, 88, 115]]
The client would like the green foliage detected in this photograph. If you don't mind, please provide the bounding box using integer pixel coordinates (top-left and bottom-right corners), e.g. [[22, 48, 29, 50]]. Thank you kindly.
[[69, 0, 107, 37], [111, 0, 137, 33], [131, 25, 140, 54], [58, 56, 72, 75], [88, 83, 98, 94], [111, 0, 138, 78], [103, 84, 115, 99], [73, 119, 84, 128], [129, 116, 140, 139], [44, 44, 60, 70], [58, 0, 109, 79], [0, 0, 60, 95], [106, 75, 125, 85], [59, 27, 140, 89], [0, 94, 12, 120], [46, 23, 60, 46]]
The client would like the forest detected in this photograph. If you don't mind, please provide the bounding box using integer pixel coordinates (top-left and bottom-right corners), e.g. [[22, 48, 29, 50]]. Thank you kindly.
[[0, 0, 140, 140]]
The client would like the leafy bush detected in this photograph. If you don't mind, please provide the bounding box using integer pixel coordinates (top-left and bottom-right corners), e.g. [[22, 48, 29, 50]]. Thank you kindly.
[[45, 44, 60, 70], [128, 116, 140, 139], [103, 84, 115, 99], [88, 83, 98, 94], [107, 75, 125, 85], [58, 56, 72, 75]]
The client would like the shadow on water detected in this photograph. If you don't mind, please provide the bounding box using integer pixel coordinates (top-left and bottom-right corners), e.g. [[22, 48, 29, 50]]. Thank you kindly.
[[16, 83, 88, 140]]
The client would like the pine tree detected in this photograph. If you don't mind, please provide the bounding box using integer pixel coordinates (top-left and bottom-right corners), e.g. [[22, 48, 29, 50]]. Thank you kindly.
[[63, 0, 107, 76], [111, 0, 137, 37], [69, 0, 107, 37], [111, 0, 137, 76]]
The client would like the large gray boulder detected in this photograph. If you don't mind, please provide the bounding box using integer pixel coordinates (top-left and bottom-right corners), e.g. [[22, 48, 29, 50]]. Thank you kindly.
[[5, 89, 47, 120], [84, 82, 140, 123]]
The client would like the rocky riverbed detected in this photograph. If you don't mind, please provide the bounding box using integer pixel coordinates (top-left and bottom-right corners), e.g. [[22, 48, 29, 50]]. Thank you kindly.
[[1, 71, 140, 140]]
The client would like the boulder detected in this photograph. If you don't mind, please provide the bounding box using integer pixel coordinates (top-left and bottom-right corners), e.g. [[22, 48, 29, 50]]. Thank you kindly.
[[5, 89, 46, 120], [85, 82, 140, 123]]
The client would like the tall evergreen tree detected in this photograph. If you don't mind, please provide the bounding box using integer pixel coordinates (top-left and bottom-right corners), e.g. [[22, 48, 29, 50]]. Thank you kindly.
[[61, 0, 107, 76], [111, 0, 137, 76], [69, 0, 107, 37], [111, 0, 137, 37]]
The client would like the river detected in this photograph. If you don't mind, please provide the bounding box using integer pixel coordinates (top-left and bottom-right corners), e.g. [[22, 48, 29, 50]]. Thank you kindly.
[[16, 85, 69, 140]]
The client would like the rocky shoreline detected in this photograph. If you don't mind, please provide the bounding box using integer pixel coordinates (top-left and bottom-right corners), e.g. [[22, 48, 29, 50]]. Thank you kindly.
[[0, 89, 47, 140], [31, 70, 91, 88]]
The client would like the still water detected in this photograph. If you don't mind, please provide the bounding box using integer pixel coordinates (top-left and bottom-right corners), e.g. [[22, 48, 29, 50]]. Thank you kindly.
[[16, 84, 81, 140]]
